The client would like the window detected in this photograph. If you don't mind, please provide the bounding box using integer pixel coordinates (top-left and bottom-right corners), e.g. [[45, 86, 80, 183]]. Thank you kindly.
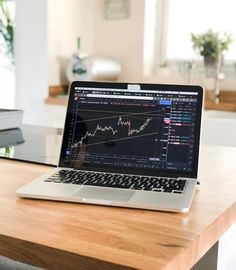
[[167, 0, 236, 61], [0, 0, 15, 108], [144, 0, 236, 78]]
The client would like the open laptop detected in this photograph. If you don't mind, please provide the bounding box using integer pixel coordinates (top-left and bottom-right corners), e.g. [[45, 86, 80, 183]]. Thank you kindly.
[[17, 81, 203, 212]]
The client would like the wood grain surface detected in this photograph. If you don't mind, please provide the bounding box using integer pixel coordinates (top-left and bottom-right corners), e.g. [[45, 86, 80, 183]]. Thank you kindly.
[[205, 89, 236, 111], [0, 145, 236, 270]]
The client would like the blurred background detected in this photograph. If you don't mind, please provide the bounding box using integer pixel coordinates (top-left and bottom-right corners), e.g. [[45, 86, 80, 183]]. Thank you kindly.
[[0, 0, 236, 144], [0, 2, 236, 269]]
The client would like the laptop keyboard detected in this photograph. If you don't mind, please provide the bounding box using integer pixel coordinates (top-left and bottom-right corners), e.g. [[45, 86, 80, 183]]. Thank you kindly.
[[45, 170, 187, 194]]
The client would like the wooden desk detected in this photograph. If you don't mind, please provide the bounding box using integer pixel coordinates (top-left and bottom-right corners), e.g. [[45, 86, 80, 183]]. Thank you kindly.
[[0, 145, 235, 270]]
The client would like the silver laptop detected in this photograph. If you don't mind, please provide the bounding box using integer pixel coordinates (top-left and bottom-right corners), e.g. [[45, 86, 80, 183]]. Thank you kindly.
[[17, 81, 203, 212]]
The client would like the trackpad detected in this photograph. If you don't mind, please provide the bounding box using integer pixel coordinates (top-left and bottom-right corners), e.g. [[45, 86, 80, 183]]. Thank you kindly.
[[74, 187, 135, 202]]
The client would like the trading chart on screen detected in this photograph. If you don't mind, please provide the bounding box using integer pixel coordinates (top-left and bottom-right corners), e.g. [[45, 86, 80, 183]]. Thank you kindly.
[[62, 86, 199, 173]]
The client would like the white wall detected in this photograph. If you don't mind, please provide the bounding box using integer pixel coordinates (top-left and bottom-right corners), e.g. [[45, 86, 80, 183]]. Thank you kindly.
[[14, 0, 96, 126], [15, 0, 48, 125], [48, 0, 95, 86], [47, 0, 146, 84], [93, 0, 145, 82]]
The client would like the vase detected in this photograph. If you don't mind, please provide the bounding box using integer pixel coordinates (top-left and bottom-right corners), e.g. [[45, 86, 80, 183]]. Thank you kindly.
[[204, 56, 218, 77], [204, 54, 224, 103]]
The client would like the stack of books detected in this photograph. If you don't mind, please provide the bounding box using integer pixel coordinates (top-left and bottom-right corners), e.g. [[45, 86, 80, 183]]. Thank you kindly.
[[0, 109, 24, 147], [0, 109, 23, 131]]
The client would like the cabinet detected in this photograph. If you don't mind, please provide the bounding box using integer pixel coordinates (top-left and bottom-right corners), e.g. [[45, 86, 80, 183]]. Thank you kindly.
[[44, 103, 67, 128]]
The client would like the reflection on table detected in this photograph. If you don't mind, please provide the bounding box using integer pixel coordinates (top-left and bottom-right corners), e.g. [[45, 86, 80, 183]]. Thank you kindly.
[[0, 124, 62, 166]]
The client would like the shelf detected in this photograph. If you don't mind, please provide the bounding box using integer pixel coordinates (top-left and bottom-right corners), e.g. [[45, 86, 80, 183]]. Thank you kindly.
[[49, 85, 69, 96], [205, 90, 236, 112], [45, 85, 69, 106], [205, 101, 236, 111], [45, 85, 236, 112], [45, 96, 68, 106]]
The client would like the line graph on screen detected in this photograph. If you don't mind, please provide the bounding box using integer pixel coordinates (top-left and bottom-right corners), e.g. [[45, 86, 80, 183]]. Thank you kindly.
[[72, 108, 166, 148]]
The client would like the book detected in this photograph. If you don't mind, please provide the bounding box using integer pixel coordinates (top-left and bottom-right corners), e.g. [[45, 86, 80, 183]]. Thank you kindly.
[[0, 109, 23, 131], [0, 128, 24, 147]]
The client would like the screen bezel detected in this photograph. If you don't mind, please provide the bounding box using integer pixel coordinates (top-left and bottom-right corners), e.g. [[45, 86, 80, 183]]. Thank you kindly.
[[59, 81, 203, 179]]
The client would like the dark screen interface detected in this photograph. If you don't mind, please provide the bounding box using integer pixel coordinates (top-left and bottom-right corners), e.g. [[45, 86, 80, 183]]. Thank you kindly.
[[62, 87, 199, 173]]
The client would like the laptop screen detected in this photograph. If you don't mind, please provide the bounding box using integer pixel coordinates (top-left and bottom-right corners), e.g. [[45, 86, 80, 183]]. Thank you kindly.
[[60, 82, 203, 178]]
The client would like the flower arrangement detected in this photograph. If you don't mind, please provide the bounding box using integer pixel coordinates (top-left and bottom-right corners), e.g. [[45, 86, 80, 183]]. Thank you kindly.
[[191, 29, 233, 60]]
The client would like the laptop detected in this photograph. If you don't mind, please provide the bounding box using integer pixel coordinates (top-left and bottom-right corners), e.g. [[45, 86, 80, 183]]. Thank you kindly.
[[17, 81, 203, 212]]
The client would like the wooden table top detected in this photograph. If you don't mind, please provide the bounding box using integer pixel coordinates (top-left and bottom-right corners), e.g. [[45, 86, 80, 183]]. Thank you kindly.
[[0, 144, 236, 270]]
